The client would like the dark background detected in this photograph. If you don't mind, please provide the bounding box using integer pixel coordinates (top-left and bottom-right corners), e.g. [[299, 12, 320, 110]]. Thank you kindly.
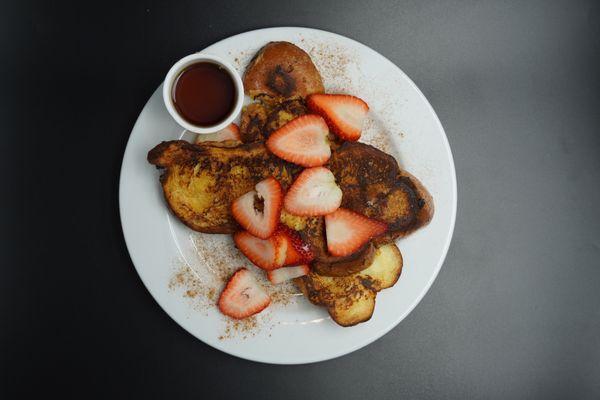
[[2, 0, 599, 398]]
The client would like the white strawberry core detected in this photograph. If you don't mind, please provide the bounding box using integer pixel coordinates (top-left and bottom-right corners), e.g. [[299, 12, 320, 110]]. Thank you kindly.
[[299, 170, 342, 205], [282, 127, 329, 157], [335, 103, 363, 128], [325, 218, 352, 246]]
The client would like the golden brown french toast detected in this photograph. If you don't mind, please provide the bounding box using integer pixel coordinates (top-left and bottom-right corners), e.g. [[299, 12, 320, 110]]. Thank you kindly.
[[243, 42, 324, 100], [295, 243, 403, 326], [147, 140, 300, 233]]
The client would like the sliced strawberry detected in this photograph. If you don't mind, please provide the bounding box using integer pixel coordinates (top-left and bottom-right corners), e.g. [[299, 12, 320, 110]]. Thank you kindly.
[[325, 208, 388, 257], [233, 231, 286, 270], [266, 114, 331, 167], [231, 177, 283, 239], [272, 232, 288, 267], [307, 94, 369, 141], [284, 167, 342, 216], [194, 123, 241, 143], [218, 268, 271, 319], [267, 265, 310, 284], [274, 225, 315, 265]]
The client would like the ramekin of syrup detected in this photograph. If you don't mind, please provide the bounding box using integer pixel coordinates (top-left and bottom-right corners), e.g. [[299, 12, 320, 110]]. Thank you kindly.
[[163, 54, 244, 134]]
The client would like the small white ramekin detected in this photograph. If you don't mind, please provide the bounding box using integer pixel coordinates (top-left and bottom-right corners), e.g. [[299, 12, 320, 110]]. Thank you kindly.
[[162, 53, 244, 134]]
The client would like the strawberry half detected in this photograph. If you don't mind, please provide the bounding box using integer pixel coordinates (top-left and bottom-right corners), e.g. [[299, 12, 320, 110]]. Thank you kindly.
[[233, 231, 286, 270], [195, 123, 240, 143], [218, 268, 271, 319], [325, 208, 388, 257], [307, 94, 369, 141], [267, 265, 310, 284], [284, 167, 343, 216], [266, 114, 331, 167], [231, 177, 283, 239], [275, 225, 314, 265]]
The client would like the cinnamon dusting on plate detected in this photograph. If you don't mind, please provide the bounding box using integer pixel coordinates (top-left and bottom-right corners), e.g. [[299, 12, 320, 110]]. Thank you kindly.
[[169, 234, 301, 340]]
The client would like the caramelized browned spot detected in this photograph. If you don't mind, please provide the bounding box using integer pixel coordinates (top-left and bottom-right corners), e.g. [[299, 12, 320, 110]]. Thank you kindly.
[[239, 102, 269, 143], [267, 65, 296, 97], [243, 42, 324, 99]]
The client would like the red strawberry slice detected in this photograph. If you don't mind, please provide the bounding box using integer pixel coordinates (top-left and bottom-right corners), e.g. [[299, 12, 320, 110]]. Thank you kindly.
[[266, 114, 331, 167], [267, 265, 310, 284], [284, 167, 343, 216], [231, 177, 283, 239], [325, 208, 388, 257], [233, 231, 286, 271], [218, 268, 271, 319], [274, 225, 315, 265], [307, 94, 369, 141], [195, 123, 240, 143]]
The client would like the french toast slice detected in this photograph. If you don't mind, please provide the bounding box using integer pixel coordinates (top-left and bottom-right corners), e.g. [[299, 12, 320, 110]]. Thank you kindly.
[[147, 140, 300, 233], [295, 243, 403, 326], [328, 142, 433, 244]]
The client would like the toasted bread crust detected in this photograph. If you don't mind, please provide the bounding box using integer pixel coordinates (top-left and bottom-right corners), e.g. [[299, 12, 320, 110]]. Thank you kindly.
[[243, 42, 324, 99], [394, 169, 434, 237]]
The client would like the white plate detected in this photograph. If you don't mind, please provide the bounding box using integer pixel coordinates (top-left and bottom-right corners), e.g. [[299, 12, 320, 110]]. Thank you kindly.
[[119, 27, 457, 364]]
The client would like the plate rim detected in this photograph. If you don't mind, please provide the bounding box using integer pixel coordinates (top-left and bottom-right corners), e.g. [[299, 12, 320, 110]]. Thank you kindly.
[[119, 26, 457, 364]]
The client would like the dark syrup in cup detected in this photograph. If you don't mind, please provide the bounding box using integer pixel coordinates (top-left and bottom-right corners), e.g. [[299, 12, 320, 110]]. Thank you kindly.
[[172, 62, 236, 127]]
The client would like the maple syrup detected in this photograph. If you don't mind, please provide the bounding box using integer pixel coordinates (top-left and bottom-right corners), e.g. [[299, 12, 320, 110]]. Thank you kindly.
[[172, 62, 236, 127]]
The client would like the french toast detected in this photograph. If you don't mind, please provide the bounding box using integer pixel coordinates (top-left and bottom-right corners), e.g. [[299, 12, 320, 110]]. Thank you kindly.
[[149, 40, 435, 327], [328, 142, 434, 244], [239, 99, 307, 143], [295, 243, 403, 326], [243, 42, 324, 99], [147, 140, 432, 269]]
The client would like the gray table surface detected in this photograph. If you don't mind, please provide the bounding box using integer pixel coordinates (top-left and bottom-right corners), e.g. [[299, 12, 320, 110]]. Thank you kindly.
[[2, 0, 599, 398]]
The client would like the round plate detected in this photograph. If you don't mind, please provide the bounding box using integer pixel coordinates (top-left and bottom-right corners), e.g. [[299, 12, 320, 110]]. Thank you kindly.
[[119, 27, 456, 364]]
